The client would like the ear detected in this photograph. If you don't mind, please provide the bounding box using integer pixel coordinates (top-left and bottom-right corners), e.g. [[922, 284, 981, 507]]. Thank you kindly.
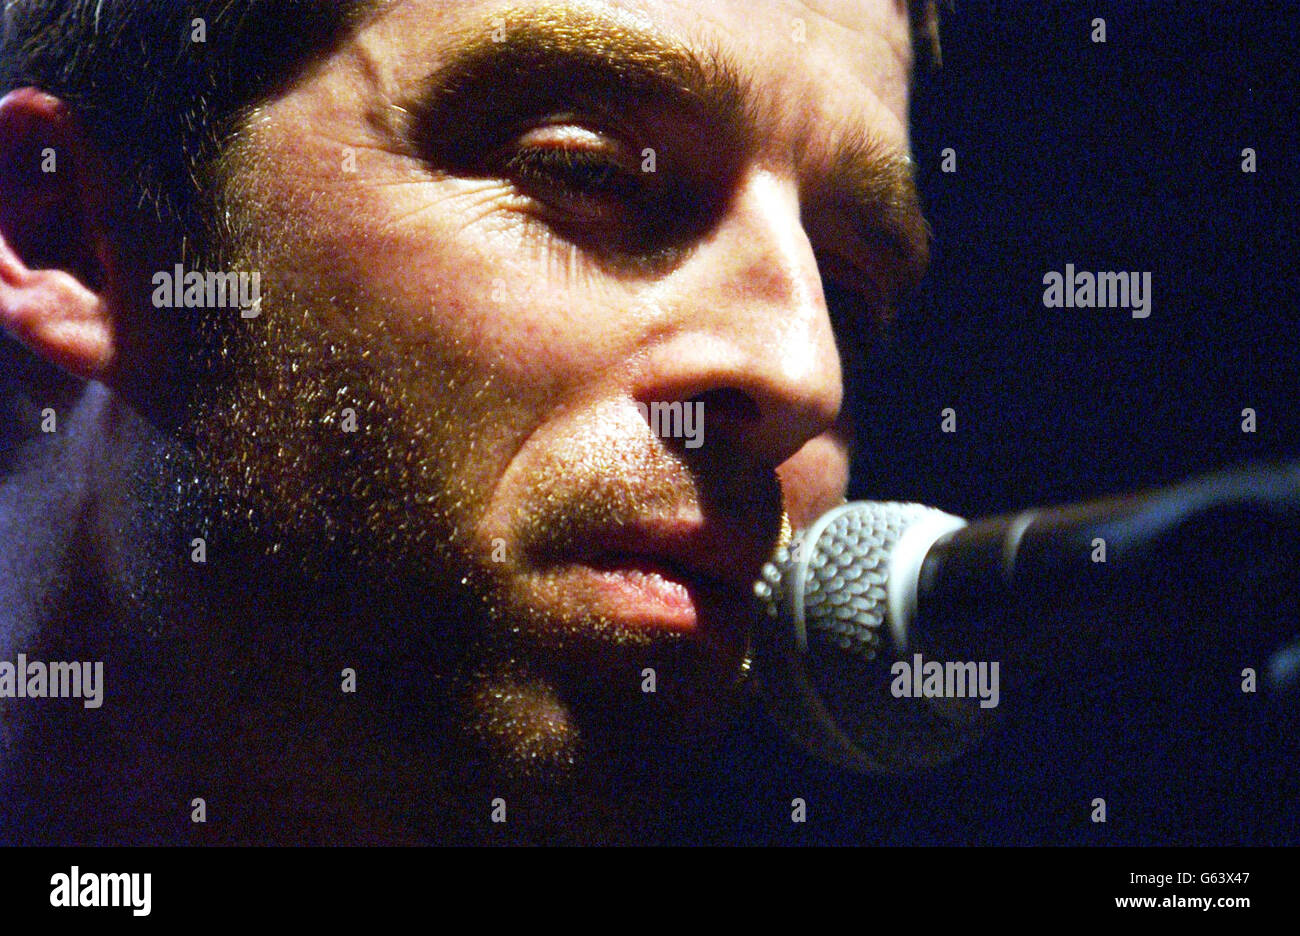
[[0, 88, 118, 381]]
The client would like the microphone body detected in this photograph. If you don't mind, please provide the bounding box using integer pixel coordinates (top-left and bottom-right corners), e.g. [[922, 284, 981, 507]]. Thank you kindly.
[[751, 460, 1300, 776]]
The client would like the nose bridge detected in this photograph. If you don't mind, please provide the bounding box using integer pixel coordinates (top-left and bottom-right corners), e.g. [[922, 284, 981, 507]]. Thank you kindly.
[[725, 170, 825, 327], [632, 168, 843, 469]]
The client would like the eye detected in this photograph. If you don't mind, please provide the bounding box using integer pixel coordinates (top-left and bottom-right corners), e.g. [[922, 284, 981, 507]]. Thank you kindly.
[[494, 121, 650, 225], [483, 121, 716, 258], [504, 146, 641, 220], [818, 257, 891, 347]]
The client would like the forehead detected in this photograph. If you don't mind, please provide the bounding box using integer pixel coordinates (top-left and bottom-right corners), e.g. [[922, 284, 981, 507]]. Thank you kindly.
[[350, 0, 914, 146]]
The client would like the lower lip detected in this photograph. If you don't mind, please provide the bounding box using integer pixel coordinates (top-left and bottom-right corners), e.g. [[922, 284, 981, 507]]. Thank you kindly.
[[562, 559, 722, 632]]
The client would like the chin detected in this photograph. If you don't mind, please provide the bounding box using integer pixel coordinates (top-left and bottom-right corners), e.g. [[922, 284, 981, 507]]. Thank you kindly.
[[461, 633, 750, 794]]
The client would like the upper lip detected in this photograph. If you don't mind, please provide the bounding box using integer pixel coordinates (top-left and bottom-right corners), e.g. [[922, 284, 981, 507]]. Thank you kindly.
[[556, 515, 777, 598]]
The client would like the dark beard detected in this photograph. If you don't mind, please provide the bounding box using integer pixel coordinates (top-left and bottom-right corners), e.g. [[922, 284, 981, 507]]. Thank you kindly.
[[95, 421, 736, 842], [74, 155, 764, 839]]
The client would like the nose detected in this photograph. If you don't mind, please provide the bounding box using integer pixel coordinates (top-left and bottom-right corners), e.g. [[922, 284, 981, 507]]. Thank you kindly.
[[631, 168, 843, 469]]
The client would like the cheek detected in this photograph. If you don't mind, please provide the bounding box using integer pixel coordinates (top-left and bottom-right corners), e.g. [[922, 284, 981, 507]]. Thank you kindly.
[[776, 433, 850, 530], [247, 122, 621, 389], [241, 188, 613, 469], [326, 190, 626, 387]]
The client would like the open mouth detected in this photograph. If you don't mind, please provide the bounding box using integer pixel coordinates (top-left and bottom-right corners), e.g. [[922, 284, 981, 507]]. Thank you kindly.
[[578, 556, 706, 626], [552, 549, 740, 633], [522, 503, 780, 639]]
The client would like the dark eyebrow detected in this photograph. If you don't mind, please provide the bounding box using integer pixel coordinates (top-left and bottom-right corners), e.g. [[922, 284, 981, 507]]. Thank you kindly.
[[401, 6, 756, 163], [399, 4, 929, 295], [821, 130, 932, 302]]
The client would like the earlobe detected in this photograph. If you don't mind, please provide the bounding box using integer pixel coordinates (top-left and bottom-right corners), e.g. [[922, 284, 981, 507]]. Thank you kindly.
[[0, 259, 113, 378], [0, 88, 117, 381]]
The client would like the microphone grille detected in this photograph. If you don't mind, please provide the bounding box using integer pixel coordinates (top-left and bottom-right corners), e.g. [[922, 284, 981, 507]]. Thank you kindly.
[[755, 501, 936, 662], [752, 501, 980, 775]]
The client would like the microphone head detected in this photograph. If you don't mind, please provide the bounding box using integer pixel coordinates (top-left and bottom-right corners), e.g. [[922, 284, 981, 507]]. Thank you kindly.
[[751, 501, 982, 775]]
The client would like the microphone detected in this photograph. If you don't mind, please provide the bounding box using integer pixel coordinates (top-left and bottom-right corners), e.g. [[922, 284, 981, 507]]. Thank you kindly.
[[750, 460, 1300, 776]]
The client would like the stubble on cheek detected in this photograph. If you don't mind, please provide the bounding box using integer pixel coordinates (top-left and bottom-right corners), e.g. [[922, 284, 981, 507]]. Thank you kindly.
[[173, 131, 773, 793], [167, 224, 622, 787], [180, 274, 757, 788]]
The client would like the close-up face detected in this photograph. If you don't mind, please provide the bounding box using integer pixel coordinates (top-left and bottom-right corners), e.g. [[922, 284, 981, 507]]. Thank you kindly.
[[148, 0, 927, 789], [5, 0, 1294, 864], [8, 0, 1287, 863]]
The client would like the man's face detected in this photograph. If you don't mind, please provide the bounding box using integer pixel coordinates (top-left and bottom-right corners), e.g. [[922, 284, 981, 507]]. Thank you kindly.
[[170, 0, 924, 788]]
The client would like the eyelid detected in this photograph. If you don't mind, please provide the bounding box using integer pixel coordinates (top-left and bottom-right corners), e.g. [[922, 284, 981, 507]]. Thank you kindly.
[[496, 147, 641, 233], [517, 120, 609, 148], [494, 114, 654, 203], [507, 116, 641, 169], [506, 147, 632, 194]]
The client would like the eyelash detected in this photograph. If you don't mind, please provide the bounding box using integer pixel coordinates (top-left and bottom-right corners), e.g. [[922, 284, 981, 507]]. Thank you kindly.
[[503, 147, 642, 214]]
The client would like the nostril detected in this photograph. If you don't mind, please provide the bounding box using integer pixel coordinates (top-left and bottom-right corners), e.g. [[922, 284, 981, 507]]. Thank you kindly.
[[690, 387, 760, 426]]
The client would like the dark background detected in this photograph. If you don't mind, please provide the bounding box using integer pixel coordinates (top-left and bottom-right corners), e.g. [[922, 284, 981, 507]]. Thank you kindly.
[[700, 0, 1300, 845], [2, 0, 1294, 850]]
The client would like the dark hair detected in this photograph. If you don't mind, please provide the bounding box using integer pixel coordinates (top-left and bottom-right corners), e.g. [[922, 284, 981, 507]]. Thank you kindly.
[[0, 0, 936, 447], [1, 0, 377, 238], [0, 1, 378, 446]]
